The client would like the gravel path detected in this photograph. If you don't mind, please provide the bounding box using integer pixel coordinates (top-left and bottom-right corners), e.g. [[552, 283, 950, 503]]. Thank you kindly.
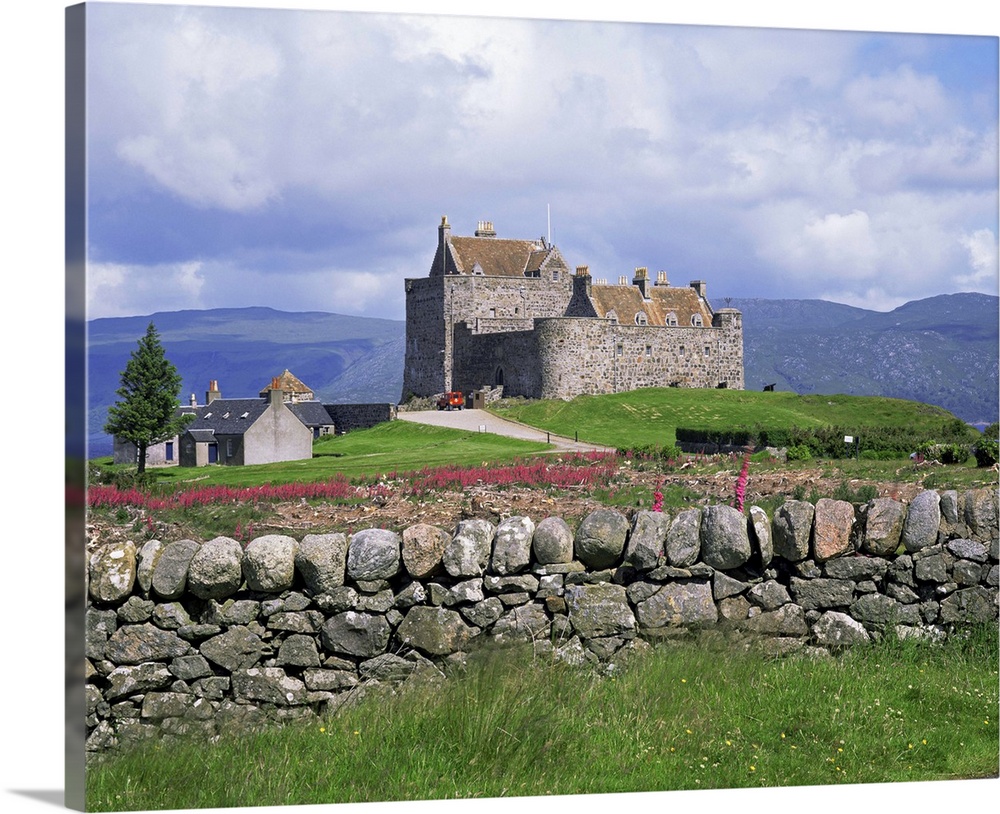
[[396, 409, 614, 454]]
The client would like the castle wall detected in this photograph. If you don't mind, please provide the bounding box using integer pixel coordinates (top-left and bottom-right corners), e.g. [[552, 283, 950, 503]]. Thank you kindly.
[[452, 323, 542, 397], [534, 316, 744, 400]]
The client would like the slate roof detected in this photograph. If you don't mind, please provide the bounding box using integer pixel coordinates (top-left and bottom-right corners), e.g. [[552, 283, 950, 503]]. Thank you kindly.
[[287, 401, 335, 427], [183, 399, 272, 437], [588, 284, 714, 327]]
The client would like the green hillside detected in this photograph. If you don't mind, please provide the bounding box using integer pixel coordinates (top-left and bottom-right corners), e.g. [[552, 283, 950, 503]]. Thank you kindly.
[[489, 388, 973, 449]]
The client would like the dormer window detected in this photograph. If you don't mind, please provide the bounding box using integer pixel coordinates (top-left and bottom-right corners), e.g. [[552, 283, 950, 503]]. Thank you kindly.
[[666, 312, 678, 326], [607, 310, 618, 324], [635, 311, 648, 326], [472, 261, 484, 275], [691, 314, 703, 327]]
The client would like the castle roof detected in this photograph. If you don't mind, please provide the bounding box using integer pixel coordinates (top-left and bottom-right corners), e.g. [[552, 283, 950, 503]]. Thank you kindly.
[[446, 236, 566, 278], [588, 283, 714, 327]]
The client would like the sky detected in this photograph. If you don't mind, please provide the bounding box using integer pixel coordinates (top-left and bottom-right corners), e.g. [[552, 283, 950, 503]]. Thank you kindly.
[[80, 1, 999, 322]]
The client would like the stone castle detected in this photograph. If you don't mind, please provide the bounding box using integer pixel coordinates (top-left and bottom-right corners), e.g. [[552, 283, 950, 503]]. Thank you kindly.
[[402, 216, 743, 402]]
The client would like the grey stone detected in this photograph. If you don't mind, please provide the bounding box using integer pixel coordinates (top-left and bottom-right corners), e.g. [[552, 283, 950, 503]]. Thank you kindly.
[[231, 667, 309, 706], [747, 580, 790, 611], [532, 517, 575, 564], [574, 509, 630, 569], [824, 556, 888, 581], [169, 655, 213, 681], [105, 623, 191, 665], [302, 669, 358, 692], [700, 504, 751, 569], [624, 511, 670, 571], [963, 488, 998, 542], [712, 571, 747, 600], [862, 498, 906, 556], [151, 539, 200, 600], [85, 609, 117, 660], [199, 626, 265, 672], [243, 535, 298, 593], [634, 581, 717, 629], [135, 539, 166, 594], [397, 606, 475, 656], [666, 508, 701, 567], [772, 501, 814, 562], [460, 597, 505, 628], [811, 611, 871, 647], [117, 596, 155, 623], [939, 587, 997, 624], [850, 594, 921, 627], [89, 540, 137, 603], [276, 634, 321, 667], [152, 602, 193, 630], [789, 577, 855, 610], [443, 519, 495, 577], [104, 663, 174, 701], [492, 604, 551, 642], [738, 604, 808, 637], [360, 654, 415, 682], [347, 529, 401, 582], [565, 582, 636, 638], [914, 551, 952, 584], [748, 506, 773, 566], [320, 611, 391, 658], [187, 536, 243, 600], [946, 539, 989, 563], [295, 533, 348, 594], [901, 491, 941, 553], [491, 516, 535, 575]]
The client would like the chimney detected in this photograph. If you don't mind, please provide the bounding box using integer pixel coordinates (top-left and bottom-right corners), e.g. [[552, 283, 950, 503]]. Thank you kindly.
[[633, 266, 650, 298], [475, 220, 496, 238], [189, 393, 196, 407], [573, 265, 592, 298], [655, 270, 669, 287], [690, 280, 707, 299], [618, 275, 627, 286], [206, 380, 221, 404], [268, 376, 283, 406]]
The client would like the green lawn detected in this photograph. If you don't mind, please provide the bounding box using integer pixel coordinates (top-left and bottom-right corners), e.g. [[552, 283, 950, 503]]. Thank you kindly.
[[489, 389, 971, 448]]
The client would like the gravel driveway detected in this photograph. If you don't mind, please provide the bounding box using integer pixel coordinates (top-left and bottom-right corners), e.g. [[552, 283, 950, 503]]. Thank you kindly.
[[396, 409, 613, 454]]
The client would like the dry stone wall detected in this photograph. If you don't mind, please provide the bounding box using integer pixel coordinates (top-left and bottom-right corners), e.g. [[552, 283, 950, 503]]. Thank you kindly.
[[86, 488, 998, 753]]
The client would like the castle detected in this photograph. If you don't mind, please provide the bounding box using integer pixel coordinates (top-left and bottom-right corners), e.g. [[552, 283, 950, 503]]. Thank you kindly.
[[402, 217, 743, 402]]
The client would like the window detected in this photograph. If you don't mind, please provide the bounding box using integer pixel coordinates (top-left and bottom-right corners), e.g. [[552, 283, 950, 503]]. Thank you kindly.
[[691, 314, 703, 327], [552, 270, 559, 281], [704, 346, 711, 357], [165, 441, 174, 461], [616, 344, 624, 357], [679, 345, 686, 357], [489, 307, 496, 318], [607, 310, 618, 324], [666, 312, 677, 326], [645, 345, 652, 357], [635, 311, 648, 325], [226, 439, 233, 458]]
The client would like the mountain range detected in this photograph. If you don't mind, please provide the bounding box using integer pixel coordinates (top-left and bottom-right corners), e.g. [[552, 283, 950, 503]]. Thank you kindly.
[[86, 293, 998, 455]]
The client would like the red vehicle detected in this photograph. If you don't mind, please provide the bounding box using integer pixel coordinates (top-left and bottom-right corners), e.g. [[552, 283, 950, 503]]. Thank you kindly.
[[437, 391, 464, 411]]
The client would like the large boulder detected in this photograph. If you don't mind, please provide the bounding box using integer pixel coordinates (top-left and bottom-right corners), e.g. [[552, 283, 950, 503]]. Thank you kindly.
[[443, 519, 495, 578], [748, 506, 773, 566], [700, 505, 751, 570], [665, 509, 701, 567], [812, 499, 855, 562], [243, 535, 298, 593], [624, 511, 670, 571], [901, 491, 941, 553], [574, 509, 629, 569], [772, 501, 814, 562], [187, 536, 244, 600], [320, 611, 392, 658], [346, 529, 401, 582], [490, 516, 535, 575], [401, 524, 450, 578], [296, 533, 349, 594], [89, 539, 137, 603], [396, 606, 475, 655], [151, 539, 200, 600], [862, 498, 906, 556], [565, 583, 636, 639], [635, 581, 717, 628], [532, 517, 574, 564], [963, 488, 998, 542]]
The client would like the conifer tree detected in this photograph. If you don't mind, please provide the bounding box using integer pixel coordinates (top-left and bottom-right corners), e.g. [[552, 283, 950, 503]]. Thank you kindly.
[[104, 322, 191, 475]]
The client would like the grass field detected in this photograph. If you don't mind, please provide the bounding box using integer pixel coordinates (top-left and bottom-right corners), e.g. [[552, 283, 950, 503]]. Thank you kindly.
[[489, 389, 973, 448], [85, 627, 999, 810]]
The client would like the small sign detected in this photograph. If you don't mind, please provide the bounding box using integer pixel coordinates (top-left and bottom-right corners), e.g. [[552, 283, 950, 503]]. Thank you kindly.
[[479, 425, 487, 433], [844, 435, 854, 444]]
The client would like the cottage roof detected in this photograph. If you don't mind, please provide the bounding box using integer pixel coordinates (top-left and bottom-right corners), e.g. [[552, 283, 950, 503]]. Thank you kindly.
[[446, 236, 568, 278], [588, 284, 714, 327], [287, 401, 335, 427], [183, 398, 272, 437]]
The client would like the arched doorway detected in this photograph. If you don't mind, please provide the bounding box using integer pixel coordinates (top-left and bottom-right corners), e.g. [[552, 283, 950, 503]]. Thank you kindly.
[[495, 367, 505, 387]]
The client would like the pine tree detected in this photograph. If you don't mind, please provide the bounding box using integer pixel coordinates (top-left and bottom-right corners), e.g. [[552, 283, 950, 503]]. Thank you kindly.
[[104, 322, 191, 475]]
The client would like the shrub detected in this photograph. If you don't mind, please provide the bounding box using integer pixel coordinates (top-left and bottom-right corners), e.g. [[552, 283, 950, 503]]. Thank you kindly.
[[786, 444, 812, 461], [973, 434, 999, 468]]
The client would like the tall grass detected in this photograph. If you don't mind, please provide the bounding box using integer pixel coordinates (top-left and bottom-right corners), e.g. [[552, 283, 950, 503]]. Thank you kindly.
[[86, 626, 998, 811]]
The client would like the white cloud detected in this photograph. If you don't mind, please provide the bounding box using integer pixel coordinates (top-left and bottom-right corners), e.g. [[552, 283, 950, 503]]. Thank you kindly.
[[87, 261, 206, 318], [957, 228, 1000, 287]]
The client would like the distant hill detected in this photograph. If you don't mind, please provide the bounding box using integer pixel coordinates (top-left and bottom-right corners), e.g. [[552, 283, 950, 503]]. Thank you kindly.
[[728, 292, 998, 426], [87, 293, 998, 456]]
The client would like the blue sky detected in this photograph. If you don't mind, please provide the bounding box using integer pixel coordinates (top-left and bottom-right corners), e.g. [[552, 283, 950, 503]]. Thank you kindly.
[[79, 2, 999, 322]]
